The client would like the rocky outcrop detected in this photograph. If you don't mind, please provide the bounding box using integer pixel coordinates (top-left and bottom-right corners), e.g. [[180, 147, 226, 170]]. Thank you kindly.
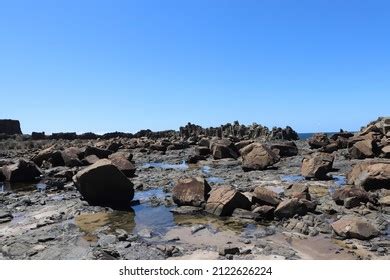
[[205, 186, 252, 216], [179, 122, 299, 141], [301, 152, 334, 180], [73, 159, 134, 209], [2, 159, 42, 183], [347, 162, 390, 190], [331, 217, 379, 240], [241, 143, 280, 171], [349, 139, 378, 159], [346, 117, 389, 159], [0, 119, 22, 135], [172, 177, 211, 207], [270, 126, 299, 141]]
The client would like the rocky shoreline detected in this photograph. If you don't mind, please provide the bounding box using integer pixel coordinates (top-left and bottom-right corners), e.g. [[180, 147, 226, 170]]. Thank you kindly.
[[0, 118, 389, 260]]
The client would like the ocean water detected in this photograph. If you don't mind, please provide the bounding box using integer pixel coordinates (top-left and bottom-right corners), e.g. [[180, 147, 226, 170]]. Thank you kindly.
[[298, 132, 339, 140]]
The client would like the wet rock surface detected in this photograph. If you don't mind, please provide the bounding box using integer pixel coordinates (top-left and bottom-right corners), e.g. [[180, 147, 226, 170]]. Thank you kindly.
[[0, 118, 389, 260]]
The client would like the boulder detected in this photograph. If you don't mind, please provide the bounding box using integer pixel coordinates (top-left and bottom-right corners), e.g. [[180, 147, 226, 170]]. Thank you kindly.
[[308, 133, 330, 149], [210, 139, 239, 160], [241, 143, 280, 171], [301, 152, 334, 180], [0, 119, 22, 135], [107, 142, 122, 152], [271, 142, 298, 157], [61, 147, 83, 167], [83, 155, 100, 165], [320, 142, 341, 153], [349, 140, 377, 159], [108, 151, 133, 162], [195, 146, 211, 157], [2, 159, 42, 183], [381, 145, 390, 158], [274, 198, 315, 218], [379, 196, 390, 206], [252, 205, 275, 219], [235, 140, 254, 151], [187, 154, 206, 164], [150, 143, 167, 152], [172, 177, 211, 207], [253, 187, 281, 206], [347, 162, 390, 190], [109, 157, 136, 177], [330, 132, 354, 141], [84, 146, 113, 159], [285, 184, 311, 200], [331, 217, 379, 240], [167, 142, 189, 150], [73, 159, 134, 208], [32, 146, 64, 167], [205, 186, 252, 216], [332, 187, 372, 208], [198, 138, 210, 147]]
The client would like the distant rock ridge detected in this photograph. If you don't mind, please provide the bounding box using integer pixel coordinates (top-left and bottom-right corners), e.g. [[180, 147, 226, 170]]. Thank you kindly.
[[2, 119, 298, 140], [179, 121, 299, 141]]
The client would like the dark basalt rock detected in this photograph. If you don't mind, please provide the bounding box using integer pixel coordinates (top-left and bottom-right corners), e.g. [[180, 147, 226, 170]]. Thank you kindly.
[[0, 119, 22, 135]]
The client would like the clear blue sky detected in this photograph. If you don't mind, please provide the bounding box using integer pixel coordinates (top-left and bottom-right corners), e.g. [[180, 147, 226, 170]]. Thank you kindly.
[[0, 0, 389, 134]]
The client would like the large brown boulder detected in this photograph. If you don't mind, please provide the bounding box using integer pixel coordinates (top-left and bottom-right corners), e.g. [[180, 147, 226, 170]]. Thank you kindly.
[[84, 146, 113, 159], [253, 187, 281, 206], [61, 147, 84, 167], [0, 119, 22, 135], [332, 187, 372, 208], [381, 145, 390, 158], [349, 140, 378, 159], [32, 146, 83, 167], [210, 139, 239, 160], [241, 143, 280, 171], [308, 133, 330, 149], [2, 159, 42, 183], [285, 184, 311, 200], [274, 198, 315, 218], [331, 217, 379, 240], [271, 142, 298, 157], [32, 146, 64, 167], [108, 151, 133, 162], [73, 159, 134, 208], [205, 186, 252, 216], [347, 162, 390, 190], [301, 152, 334, 180], [109, 157, 136, 177], [172, 177, 211, 207], [195, 146, 211, 157]]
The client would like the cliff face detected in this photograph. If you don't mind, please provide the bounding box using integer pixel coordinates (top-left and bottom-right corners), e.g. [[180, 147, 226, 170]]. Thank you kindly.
[[0, 119, 22, 135]]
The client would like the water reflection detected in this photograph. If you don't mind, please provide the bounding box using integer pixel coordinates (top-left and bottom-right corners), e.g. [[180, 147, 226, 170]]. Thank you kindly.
[[281, 175, 305, 183], [76, 188, 175, 240], [143, 161, 189, 171]]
